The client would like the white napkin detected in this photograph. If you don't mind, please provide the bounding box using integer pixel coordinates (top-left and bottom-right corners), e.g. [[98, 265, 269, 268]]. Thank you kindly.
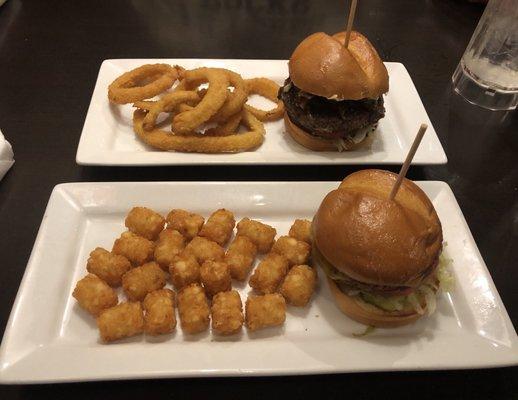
[[0, 129, 14, 181]]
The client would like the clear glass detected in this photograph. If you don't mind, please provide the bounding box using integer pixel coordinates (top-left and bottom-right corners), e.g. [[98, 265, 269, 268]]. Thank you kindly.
[[452, 0, 518, 111]]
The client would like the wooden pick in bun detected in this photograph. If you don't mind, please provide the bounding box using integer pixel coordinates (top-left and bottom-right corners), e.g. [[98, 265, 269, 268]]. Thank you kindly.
[[289, 31, 388, 101], [312, 169, 444, 328], [279, 31, 389, 152]]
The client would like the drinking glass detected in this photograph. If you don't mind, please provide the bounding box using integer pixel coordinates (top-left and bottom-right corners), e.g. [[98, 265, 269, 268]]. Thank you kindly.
[[452, 0, 518, 110]]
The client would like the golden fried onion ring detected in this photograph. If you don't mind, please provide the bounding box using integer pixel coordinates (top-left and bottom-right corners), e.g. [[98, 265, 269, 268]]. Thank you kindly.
[[134, 109, 265, 153], [108, 64, 179, 104], [171, 68, 229, 134], [204, 112, 242, 136], [244, 78, 285, 121], [141, 91, 200, 131], [210, 68, 248, 122]]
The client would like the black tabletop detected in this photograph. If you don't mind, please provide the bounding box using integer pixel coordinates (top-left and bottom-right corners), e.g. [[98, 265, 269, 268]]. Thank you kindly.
[[0, 0, 517, 398]]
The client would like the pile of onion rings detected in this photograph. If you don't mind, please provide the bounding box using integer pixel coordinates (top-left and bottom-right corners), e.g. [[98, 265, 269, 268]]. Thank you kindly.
[[107, 64, 284, 153]]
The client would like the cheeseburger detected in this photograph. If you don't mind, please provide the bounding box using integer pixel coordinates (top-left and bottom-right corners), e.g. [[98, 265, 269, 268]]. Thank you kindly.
[[279, 31, 389, 151], [312, 170, 453, 327]]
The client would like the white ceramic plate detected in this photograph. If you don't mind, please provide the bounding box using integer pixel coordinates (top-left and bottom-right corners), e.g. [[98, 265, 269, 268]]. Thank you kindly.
[[0, 181, 516, 383], [76, 59, 447, 166]]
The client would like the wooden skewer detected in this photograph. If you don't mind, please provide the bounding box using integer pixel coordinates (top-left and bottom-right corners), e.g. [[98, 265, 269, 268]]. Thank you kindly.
[[389, 123, 428, 201], [344, 0, 358, 48]]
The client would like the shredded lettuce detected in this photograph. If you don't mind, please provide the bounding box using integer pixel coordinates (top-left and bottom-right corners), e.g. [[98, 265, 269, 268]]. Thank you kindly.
[[360, 292, 407, 312], [437, 253, 455, 292], [316, 242, 455, 316], [358, 252, 454, 315], [353, 325, 376, 337]]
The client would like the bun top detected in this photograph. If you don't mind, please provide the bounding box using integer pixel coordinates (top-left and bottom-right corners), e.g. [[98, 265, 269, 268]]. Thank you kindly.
[[313, 169, 442, 287], [288, 31, 389, 100]]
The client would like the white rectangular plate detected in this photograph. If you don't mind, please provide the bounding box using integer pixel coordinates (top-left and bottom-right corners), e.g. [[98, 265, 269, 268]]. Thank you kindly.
[[76, 59, 447, 165], [1, 181, 516, 383]]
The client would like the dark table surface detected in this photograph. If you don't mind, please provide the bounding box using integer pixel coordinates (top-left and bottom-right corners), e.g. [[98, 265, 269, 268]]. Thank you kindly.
[[1, 0, 517, 398]]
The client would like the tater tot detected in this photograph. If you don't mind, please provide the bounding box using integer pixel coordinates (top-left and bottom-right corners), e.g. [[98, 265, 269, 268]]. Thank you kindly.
[[73, 274, 118, 316], [97, 302, 144, 342], [280, 265, 317, 306], [112, 231, 155, 266], [249, 253, 289, 294], [236, 218, 276, 253], [169, 252, 200, 289], [271, 236, 311, 267], [125, 206, 165, 240], [143, 289, 176, 335], [225, 236, 257, 281], [122, 261, 167, 301], [211, 290, 244, 335], [199, 209, 235, 246], [177, 284, 210, 334], [166, 209, 204, 240], [154, 229, 185, 270], [245, 293, 286, 331], [200, 260, 232, 297], [288, 219, 312, 244], [184, 236, 225, 264], [86, 247, 131, 287]]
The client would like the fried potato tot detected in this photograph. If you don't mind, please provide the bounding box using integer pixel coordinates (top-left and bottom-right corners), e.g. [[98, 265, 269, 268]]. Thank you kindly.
[[97, 302, 144, 342], [198, 208, 235, 246], [122, 261, 167, 301], [112, 231, 155, 266], [169, 252, 201, 289], [249, 253, 289, 294], [245, 293, 286, 331], [143, 289, 176, 335], [177, 284, 210, 334], [271, 236, 311, 267], [166, 209, 204, 240], [125, 206, 165, 240], [225, 235, 257, 281], [154, 229, 185, 270], [211, 290, 244, 335], [73, 274, 118, 316], [236, 218, 276, 253], [200, 260, 232, 297], [288, 219, 312, 244], [86, 247, 131, 287], [184, 236, 225, 264], [280, 265, 317, 307]]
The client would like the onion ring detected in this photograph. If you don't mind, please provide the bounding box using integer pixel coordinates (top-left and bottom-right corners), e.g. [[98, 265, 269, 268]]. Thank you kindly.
[[244, 78, 285, 121], [134, 109, 265, 153], [141, 91, 200, 131], [210, 68, 248, 122], [172, 69, 247, 123], [171, 68, 229, 134], [108, 64, 179, 104], [204, 112, 242, 136]]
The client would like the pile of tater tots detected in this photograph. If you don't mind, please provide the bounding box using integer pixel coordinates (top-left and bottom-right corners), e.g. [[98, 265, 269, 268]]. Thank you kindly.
[[72, 207, 317, 342]]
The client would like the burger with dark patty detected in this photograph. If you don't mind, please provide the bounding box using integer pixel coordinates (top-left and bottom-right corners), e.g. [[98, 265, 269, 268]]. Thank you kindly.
[[279, 31, 389, 151], [312, 169, 453, 327]]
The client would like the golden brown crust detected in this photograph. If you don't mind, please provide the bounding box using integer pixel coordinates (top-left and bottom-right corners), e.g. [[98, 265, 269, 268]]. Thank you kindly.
[[288, 31, 388, 100], [313, 169, 442, 287], [326, 277, 422, 328]]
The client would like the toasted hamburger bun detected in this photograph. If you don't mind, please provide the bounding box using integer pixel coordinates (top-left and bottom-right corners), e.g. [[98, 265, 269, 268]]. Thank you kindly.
[[283, 112, 371, 152], [313, 169, 442, 287], [288, 31, 389, 100]]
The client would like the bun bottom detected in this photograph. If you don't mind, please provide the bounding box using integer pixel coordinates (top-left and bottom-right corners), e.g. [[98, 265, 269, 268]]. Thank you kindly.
[[326, 277, 423, 328], [283, 112, 371, 152]]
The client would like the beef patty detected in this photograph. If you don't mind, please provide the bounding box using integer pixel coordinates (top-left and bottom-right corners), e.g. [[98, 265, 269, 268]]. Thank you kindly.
[[278, 78, 385, 140]]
